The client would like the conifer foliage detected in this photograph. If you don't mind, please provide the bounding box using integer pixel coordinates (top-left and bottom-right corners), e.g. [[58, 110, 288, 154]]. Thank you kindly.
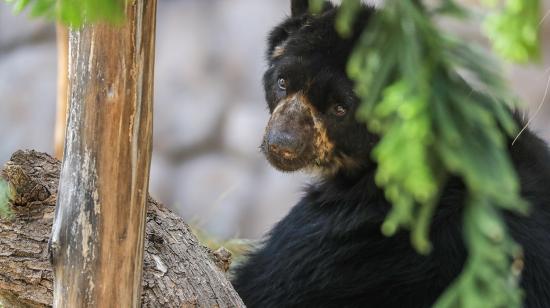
[[311, 0, 541, 307], [4, 0, 124, 26], [3, 0, 543, 306]]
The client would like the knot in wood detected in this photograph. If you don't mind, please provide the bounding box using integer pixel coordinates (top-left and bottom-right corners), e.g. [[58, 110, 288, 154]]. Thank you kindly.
[[212, 247, 232, 273]]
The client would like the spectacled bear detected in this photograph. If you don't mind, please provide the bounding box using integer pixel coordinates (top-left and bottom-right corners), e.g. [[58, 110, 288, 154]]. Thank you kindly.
[[231, 1, 550, 307]]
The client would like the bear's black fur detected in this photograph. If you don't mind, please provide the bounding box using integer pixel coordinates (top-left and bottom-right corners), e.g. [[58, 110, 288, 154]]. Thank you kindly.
[[232, 2, 550, 307]]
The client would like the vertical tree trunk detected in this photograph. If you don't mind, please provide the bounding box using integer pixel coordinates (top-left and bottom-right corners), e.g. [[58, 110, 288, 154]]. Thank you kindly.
[[49, 1, 157, 307], [0, 150, 245, 307], [54, 24, 69, 160]]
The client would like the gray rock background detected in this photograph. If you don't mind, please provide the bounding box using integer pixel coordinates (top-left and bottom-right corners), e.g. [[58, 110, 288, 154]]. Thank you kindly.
[[0, 0, 549, 240]]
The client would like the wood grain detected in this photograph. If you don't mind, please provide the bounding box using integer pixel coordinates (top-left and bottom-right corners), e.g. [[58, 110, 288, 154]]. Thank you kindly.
[[50, 1, 158, 306], [1, 151, 245, 308], [54, 24, 69, 160]]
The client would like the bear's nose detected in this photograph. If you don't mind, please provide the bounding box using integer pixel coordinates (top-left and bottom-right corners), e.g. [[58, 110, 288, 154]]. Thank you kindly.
[[267, 131, 303, 160]]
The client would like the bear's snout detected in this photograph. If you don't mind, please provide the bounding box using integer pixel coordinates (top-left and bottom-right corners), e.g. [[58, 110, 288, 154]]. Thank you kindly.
[[266, 131, 304, 160], [262, 94, 315, 171]]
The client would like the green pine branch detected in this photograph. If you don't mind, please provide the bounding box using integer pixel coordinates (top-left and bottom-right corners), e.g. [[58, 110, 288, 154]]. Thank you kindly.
[[331, 0, 540, 307], [4, 0, 125, 27], [4, 0, 543, 306]]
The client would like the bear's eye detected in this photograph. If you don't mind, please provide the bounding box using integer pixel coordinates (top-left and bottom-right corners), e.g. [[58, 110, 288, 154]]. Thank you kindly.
[[332, 105, 347, 117], [277, 78, 287, 91]]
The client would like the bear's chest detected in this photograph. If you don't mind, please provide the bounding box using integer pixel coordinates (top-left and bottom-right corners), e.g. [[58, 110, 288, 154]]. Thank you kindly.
[[259, 199, 465, 308]]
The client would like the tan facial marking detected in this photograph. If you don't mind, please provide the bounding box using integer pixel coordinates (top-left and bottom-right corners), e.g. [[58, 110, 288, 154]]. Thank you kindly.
[[312, 116, 334, 163], [272, 45, 286, 59], [264, 94, 307, 153], [266, 94, 298, 134], [291, 93, 335, 165], [265, 93, 338, 172], [335, 154, 362, 170]]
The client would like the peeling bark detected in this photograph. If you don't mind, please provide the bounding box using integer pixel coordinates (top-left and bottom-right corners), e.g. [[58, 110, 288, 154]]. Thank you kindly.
[[54, 24, 69, 160], [50, 1, 157, 306], [0, 150, 245, 308]]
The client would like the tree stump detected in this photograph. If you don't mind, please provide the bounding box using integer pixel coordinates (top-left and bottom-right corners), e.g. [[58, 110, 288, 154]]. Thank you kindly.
[[0, 150, 245, 308]]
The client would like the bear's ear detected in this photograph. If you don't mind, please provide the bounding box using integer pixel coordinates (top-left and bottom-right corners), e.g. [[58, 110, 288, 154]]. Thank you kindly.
[[266, 23, 295, 60], [291, 0, 309, 17], [291, 0, 333, 17], [268, 0, 335, 60]]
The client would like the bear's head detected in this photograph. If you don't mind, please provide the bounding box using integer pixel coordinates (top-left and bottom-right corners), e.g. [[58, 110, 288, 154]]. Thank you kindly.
[[261, 0, 377, 176]]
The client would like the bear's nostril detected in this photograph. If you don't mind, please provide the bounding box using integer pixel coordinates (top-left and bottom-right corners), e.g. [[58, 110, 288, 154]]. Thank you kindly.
[[269, 143, 297, 159], [280, 149, 295, 159], [267, 130, 305, 160]]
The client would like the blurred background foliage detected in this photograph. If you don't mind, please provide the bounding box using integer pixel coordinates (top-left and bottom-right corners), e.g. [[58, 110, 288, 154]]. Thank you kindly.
[[484, 0, 542, 62], [1, 0, 549, 307]]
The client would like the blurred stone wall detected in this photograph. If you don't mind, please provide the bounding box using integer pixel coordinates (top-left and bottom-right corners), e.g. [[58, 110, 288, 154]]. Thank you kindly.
[[0, 0, 549, 240]]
